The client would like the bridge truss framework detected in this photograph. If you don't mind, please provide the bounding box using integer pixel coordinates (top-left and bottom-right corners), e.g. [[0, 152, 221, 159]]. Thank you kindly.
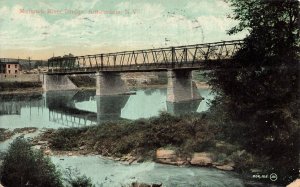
[[47, 40, 244, 74]]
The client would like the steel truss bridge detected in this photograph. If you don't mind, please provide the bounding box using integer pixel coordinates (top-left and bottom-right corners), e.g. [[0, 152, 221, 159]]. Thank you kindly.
[[47, 40, 244, 74]]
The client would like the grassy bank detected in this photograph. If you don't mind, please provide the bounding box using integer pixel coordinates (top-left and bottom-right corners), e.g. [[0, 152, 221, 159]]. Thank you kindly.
[[0, 128, 37, 142], [34, 112, 265, 173], [50, 113, 217, 157], [0, 81, 42, 92]]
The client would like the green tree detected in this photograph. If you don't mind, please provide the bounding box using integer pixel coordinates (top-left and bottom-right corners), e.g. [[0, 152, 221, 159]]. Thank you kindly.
[[0, 138, 63, 187], [206, 0, 299, 185]]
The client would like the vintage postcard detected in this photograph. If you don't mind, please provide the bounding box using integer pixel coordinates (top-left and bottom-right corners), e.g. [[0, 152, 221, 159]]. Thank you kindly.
[[0, 0, 299, 187]]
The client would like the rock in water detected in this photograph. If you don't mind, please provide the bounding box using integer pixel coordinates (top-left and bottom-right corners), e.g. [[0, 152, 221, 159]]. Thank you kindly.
[[156, 148, 177, 165], [215, 165, 234, 171], [287, 179, 300, 187], [190, 152, 213, 166], [156, 149, 176, 159], [132, 182, 162, 187]]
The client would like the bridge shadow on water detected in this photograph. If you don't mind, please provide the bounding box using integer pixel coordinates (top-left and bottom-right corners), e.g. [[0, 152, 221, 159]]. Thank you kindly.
[[44, 89, 204, 127]]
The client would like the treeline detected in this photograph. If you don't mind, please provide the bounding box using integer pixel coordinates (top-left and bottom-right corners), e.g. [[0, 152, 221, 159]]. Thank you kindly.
[[204, 0, 299, 185]]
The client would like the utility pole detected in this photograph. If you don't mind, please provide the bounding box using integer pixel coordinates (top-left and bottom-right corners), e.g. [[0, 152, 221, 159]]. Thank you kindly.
[[28, 57, 31, 70]]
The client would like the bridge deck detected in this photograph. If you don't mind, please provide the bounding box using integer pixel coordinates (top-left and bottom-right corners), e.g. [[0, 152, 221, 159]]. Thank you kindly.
[[46, 60, 233, 75], [47, 40, 243, 75]]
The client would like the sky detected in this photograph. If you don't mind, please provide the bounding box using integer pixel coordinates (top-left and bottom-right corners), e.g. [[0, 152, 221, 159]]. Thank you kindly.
[[0, 0, 247, 60]]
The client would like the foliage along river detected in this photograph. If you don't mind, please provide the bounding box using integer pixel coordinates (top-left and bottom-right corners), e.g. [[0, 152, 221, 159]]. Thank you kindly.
[[0, 88, 272, 186]]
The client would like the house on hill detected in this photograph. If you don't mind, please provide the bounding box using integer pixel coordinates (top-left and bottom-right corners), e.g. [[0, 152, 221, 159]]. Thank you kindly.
[[0, 58, 45, 82], [0, 61, 20, 77]]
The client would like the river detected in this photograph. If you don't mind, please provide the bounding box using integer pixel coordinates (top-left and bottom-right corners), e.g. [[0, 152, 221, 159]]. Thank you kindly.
[[52, 155, 245, 187], [0, 88, 213, 129], [0, 88, 284, 186]]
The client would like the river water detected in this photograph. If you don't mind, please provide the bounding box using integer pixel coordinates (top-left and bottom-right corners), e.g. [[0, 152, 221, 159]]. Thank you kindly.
[[0, 88, 213, 129], [52, 155, 245, 187], [0, 88, 283, 186]]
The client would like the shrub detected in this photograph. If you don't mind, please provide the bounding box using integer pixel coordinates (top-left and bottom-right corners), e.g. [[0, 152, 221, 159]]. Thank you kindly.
[[0, 137, 63, 187], [229, 150, 269, 173], [0, 129, 14, 142], [50, 128, 86, 150], [46, 112, 219, 158], [0, 82, 41, 91], [64, 167, 94, 187]]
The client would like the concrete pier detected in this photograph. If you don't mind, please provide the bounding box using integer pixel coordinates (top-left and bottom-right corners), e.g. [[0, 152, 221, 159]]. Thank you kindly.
[[42, 74, 78, 91], [167, 70, 202, 102], [96, 95, 129, 124], [96, 72, 129, 96]]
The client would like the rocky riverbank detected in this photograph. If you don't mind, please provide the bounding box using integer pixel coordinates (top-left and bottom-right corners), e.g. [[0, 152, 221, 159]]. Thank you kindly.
[[29, 113, 264, 174], [0, 115, 289, 186], [30, 135, 248, 172], [0, 127, 37, 142]]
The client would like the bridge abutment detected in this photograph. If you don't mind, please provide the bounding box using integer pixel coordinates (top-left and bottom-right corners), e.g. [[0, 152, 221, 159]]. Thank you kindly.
[[167, 70, 202, 102], [42, 74, 78, 91], [96, 72, 129, 96]]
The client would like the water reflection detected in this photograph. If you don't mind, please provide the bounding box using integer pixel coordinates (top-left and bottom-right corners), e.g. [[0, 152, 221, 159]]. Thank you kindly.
[[0, 88, 212, 129], [0, 103, 21, 115], [0, 93, 44, 116], [46, 91, 97, 127], [96, 95, 129, 124], [166, 100, 202, 115]]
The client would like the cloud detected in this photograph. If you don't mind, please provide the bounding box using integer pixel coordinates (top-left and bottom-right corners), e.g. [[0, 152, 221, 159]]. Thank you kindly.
[[0, 0, 246, 59], [185, 0, 231, 16], [0, 5, 51, 48], [71, 0, 99, 10]]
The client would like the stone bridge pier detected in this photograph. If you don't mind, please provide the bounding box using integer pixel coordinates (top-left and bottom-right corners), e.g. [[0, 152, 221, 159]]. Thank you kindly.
[[96, 72, 129, 96], [167, 70, 202, 103], [96, 95, 129, 124], [42, 74, 78, 91]]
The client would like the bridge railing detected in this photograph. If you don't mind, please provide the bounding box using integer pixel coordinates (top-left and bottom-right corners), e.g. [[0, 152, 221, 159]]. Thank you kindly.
[[47, 40, 244, 72]]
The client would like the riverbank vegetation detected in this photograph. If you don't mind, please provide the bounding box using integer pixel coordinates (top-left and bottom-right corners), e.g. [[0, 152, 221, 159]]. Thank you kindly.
[[204, 0, 299, 185], [33, 112, 267, 174], [38, 113, 217, 157], [0, 127, 37, 142], [0, 129, 14, 142], [0, 138, 94, 187], [0, 81, 41, 92], [0, 138, 63, 187]]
